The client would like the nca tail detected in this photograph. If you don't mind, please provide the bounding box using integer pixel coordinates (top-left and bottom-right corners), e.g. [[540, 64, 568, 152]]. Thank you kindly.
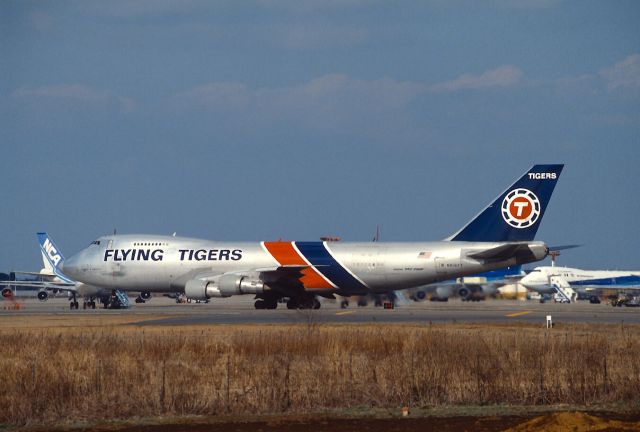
[[37, 232, 74, 283], [448, 164, 563, 242]]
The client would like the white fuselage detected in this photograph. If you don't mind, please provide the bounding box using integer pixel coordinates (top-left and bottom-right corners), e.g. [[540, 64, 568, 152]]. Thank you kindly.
[[521, 266, 640, 294], [61, 234, 548, 297]]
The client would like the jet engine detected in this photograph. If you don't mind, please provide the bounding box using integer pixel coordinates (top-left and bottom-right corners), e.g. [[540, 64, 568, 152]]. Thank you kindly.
[[430, 286, 453, 301], [37, 290, 48, 302], [457, 286, 472, 300], [2, 288, 13, 299], [185, 274, 266, 300], [458, 284, 493, 301], [412, 290, 427, 301]]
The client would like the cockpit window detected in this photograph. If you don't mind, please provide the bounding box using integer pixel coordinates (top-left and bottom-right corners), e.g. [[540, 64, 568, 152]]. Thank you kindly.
[[90, 240, 101, 246]]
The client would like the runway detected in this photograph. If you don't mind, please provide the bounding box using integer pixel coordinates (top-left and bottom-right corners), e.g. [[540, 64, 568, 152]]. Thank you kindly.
[[2, 296, 640, 326]]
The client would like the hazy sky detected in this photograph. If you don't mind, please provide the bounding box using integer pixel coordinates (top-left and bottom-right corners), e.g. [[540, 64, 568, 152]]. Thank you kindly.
[[1, 0, 639, 270]]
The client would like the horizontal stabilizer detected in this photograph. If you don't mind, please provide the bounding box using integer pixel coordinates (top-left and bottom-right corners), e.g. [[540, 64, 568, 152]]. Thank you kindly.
[[549, 244, 582, 251], [467, 243, 537, 261]]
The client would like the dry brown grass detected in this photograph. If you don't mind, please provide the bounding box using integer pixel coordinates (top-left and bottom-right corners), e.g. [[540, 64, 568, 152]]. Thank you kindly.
[[1, 321, 639, 425]]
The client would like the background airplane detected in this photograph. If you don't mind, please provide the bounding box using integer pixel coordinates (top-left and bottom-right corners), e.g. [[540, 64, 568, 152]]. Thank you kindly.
[[521, 265, 640, 303], [1, 233, 129, 309]]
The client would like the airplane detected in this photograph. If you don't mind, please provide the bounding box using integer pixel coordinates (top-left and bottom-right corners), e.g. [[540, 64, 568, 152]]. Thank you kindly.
[[1, 233, 130, 309], [409, 265, 525, 302], [520, 266, 640, 302], [59, 164, 564, 310]]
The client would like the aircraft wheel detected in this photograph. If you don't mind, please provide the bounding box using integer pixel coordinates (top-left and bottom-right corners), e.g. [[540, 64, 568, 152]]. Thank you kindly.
[[91, 301, 96, 309], [254, 300, 266, 310], [286, 299, 298, 309], [83, 302, 87, 310], [265, 300, 278, 310], [313, 298, 321, 309], [70, 302, 75, 310], [340, 300, 349, 309]]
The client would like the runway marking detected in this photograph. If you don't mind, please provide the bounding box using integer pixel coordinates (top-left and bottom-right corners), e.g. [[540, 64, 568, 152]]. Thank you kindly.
[[506, 310, 532, 317], [335, 311, 354, 316]]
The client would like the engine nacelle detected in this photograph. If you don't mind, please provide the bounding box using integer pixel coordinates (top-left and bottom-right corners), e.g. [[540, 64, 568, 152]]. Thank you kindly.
[[457, 286, 472, 300], [185, 275, 266, 300], [37, 290, 49, 302], [2, 288, 13, 299], [140, 291, 152, 300], [432, 286, 453, 300], [412, 290, 427, 301]]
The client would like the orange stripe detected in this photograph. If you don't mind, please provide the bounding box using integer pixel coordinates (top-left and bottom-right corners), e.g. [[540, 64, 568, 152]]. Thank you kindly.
[[264, 241, 333, 289], [264, 241, 307, 266]]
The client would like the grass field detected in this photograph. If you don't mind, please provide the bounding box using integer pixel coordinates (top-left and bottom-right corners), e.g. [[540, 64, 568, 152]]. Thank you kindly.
[[1, 316, 639, 426]]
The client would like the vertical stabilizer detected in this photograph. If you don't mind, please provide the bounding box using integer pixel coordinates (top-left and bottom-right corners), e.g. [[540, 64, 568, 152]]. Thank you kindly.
[[37, 232, 74, 283], [448, 164, 563, 242]]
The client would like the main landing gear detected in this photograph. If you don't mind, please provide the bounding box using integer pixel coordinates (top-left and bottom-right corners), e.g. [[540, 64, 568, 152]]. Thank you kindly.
[[254, 298, 278, 309], [69, 293, 79, 310], [286, 296, 320, 310], [253, 294, 321, 310]]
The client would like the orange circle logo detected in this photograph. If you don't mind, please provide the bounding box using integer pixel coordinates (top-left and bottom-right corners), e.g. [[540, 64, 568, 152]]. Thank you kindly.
[[501, 189, 541, 228], [509, 196, 533, 220]]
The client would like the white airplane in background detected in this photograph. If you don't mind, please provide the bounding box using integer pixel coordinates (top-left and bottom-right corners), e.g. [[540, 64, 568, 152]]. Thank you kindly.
[[57, 164, 564, 310], [1, 233, 128, 309], [521, 266, 640, 302]]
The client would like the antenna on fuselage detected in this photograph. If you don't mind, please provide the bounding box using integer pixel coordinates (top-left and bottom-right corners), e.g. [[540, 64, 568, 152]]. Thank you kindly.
[[373, 225, 380, 242]]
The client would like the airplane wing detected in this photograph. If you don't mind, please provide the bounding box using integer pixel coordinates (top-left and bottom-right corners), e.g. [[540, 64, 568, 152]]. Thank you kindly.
[[186, 265, 330, 300], [6, 271, 54, 277], [0, 280, 76, 290]]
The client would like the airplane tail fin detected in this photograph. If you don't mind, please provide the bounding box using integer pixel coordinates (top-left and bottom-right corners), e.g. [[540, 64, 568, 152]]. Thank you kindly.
[[447, 164, 563, 242], [37, 232, 74, 283]]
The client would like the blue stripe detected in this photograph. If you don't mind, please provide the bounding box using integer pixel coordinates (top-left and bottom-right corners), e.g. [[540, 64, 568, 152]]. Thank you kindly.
[[295, 242, 368, 293], [571, 275, 640, 287]]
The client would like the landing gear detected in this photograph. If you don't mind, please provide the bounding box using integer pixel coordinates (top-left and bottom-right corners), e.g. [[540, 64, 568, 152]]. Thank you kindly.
[[69, 293, 79, 309], [340, 300, 349, 309], [254, 296, 278, 310], [135, 296, 146, 304], [285, 295, 321, 310]]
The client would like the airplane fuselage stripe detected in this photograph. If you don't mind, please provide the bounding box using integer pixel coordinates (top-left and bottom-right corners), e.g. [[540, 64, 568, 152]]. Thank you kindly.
[[263, 241, 334, 289], [294, 241, 368, 292]]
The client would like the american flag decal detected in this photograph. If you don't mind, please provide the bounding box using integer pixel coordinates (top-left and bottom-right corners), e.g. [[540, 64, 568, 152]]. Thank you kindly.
[[418, 251, 432, 259]]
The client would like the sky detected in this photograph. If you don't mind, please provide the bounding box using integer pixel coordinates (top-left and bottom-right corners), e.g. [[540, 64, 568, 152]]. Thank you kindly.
[[1, 0, 639, 271]]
